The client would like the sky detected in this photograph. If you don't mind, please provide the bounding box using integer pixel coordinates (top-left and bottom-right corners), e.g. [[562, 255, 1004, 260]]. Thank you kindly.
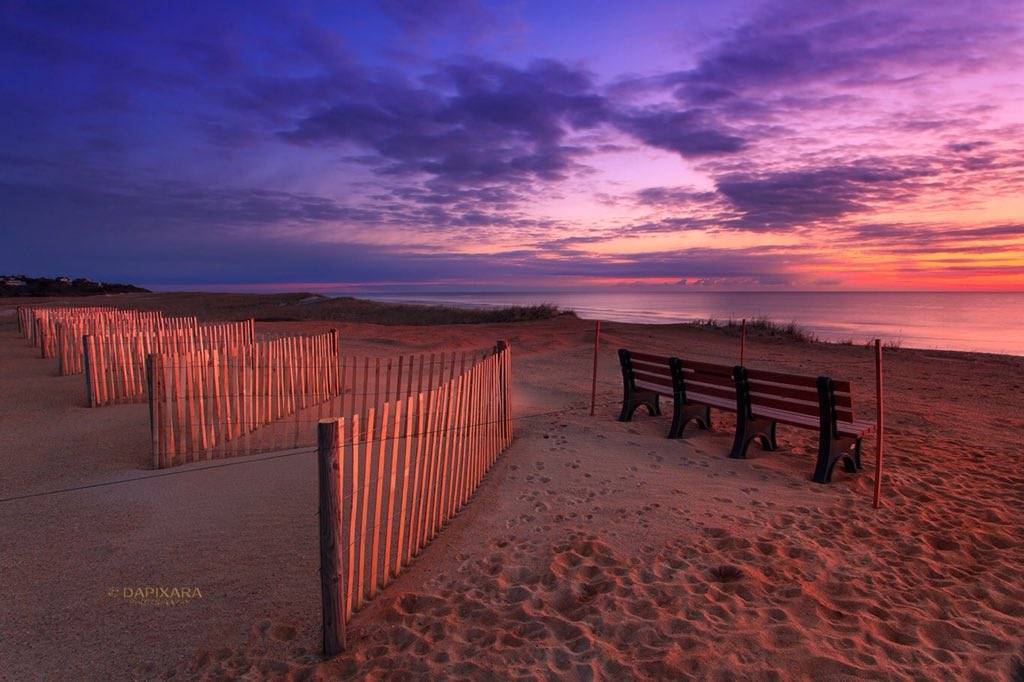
[[2, 0, 1023, 292]]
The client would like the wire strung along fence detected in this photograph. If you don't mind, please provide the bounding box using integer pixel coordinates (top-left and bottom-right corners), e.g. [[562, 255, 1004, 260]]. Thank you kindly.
[[82, 320, 256, 406], [317, 341, 512, 654], [60, 315, 202, 376], [146, 338, 501, 469]]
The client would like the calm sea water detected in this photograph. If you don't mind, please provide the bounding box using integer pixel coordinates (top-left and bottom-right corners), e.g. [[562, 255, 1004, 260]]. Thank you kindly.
[[358, 291, 1024, 356]]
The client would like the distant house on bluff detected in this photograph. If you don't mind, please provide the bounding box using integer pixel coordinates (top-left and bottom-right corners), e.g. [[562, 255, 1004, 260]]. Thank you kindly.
[[0, 275, 149, 297]]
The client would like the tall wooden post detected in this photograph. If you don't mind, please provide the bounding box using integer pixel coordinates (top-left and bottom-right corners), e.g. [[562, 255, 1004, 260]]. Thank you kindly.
[[146, 354, 158, 468], [318, 418, 347, 655], [83, 336, 94, 407], [590, 320, 601, 416], [740, 318, 746, 365], [873, 339, 884, 509]]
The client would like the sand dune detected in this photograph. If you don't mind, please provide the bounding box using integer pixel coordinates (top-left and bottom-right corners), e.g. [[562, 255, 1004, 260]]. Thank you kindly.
[[1, 299, 1022, 680]]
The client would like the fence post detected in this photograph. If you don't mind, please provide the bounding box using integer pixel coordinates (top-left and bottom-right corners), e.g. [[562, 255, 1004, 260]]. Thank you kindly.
[[873, 339, 884, 509], [318, 418, 347, 655], [83, 336, 93, 407], [740, 318, 746, 365], [496, 340, 511, 439], [590, 321, 600, 416], [146, 353, 159, 468]]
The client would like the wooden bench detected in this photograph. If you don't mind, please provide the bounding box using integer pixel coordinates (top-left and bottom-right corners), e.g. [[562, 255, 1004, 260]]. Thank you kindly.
[[730, 366, 875, 483], [618, 350, 734, 438], [617, 349, 669, 426]]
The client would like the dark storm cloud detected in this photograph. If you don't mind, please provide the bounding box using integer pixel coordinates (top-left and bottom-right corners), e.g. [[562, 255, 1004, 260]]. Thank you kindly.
[[0, 178, 386, 235], [612, 109, 746, 157], [282, 58, 610, 191], [844, 222, 1024, 250], [946, 141, 992, 154], [714, 162, 936, 230], [664, 2, 1014, 110], [633, 186, 717, 207], [277, 56, 752, 201]]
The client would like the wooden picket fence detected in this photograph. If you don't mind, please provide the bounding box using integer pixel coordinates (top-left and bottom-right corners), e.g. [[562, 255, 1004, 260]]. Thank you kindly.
[[18, 305, 119, 342], [146, 340, 501, 469], [83, 320, 256, 405], [21, 306, 159, 358], [61, 316, 202, 376], [147, 331, 343, 468], [317, 342, 512, 653]]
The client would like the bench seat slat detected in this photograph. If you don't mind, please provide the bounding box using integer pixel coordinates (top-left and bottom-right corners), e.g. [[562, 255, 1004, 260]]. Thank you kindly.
[[687, 391, 736, 411], [752, 405, 873, 437], [839, 420, 875, 438]]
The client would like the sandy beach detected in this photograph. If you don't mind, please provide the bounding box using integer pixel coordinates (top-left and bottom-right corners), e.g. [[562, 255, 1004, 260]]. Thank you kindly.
[[1, 294, 1022, 680]]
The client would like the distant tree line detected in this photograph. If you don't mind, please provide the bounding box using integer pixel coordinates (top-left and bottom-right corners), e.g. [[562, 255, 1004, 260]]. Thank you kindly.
[[0, 275, 150, 297]]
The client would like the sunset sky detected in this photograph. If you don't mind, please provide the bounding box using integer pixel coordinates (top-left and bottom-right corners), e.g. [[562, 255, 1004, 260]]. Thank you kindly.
[[2, 0, 1023, 291]]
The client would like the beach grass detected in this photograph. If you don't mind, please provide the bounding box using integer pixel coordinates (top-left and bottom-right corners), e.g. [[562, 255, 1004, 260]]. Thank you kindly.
[[690, 315, 820, 343], [280, 297, 574, 325], [104, 293, 576, 325]]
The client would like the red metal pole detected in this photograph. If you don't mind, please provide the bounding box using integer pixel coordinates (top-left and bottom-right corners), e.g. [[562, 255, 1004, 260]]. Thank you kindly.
[[590, 320, 601, 416], [740, 318, 746, 364], [873, 339, 884, 509]]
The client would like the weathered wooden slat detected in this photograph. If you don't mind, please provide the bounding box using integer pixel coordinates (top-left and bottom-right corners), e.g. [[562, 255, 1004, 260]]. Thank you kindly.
[[629, 351, 671, 364], [677, 358, 733, 376], [369, 402, 389, 595], [745, 367, 851, 393], [633, 369, 674, 387]]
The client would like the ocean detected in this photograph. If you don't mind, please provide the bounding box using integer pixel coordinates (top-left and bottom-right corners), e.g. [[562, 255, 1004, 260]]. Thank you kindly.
[[357, 291, 1024, 356]]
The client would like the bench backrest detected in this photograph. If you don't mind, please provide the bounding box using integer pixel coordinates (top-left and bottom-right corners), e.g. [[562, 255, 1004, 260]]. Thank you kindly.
[[669, 358, 734, 403], [618, 349, 673, 394], [734, 366, 855, 433], [621, 351, 857, 434]]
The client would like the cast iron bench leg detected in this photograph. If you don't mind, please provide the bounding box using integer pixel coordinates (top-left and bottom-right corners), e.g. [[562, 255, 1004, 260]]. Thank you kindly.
[[669, 401, 711, 438], [668, 396, 684, 438], [619, 390, 659, 422], [812, 434, 859, 483], [730, 413, 776, 459]]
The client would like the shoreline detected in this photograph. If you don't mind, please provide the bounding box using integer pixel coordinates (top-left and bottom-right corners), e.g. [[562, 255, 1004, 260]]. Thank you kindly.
[[3, 291, 1023, 359], [353, 291, 1024, 357]]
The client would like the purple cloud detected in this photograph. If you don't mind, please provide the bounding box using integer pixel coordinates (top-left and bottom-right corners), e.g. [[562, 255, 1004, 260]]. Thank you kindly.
[[613, 108, 746, 157], [282, 59, 609, 192], [715, 161, 935, 230]]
